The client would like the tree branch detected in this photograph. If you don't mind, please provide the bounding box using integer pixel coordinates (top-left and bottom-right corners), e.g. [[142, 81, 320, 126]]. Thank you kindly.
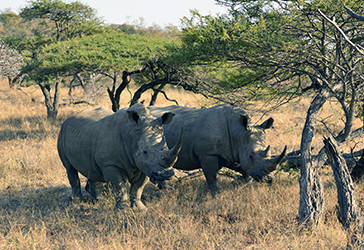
[[317, 9, 364, 57], [342, 4, 364, 22], [324, 134, 362, 229]]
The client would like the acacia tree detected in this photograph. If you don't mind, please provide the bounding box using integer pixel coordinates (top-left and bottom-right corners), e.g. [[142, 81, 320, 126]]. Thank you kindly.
[[38, 31, 194, 111], [178, 0, 364, 228], [20, 0, 102, 42], [14, 0, 103, 119]]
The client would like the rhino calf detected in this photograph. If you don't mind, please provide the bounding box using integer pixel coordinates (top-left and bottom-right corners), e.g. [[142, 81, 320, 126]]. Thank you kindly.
[[148, 104, 287, 195], [57, 104, 182, 211]]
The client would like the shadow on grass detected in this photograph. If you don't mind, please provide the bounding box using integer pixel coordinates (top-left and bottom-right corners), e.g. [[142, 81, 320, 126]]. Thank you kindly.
[[0, 129, 53, 141], [0, 182, 169, 214]]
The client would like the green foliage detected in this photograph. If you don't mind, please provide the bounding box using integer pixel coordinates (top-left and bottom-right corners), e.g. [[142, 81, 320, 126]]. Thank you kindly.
[[37, 32, 172, 78], [168, 9, 295, 97], [178, 12, 248, 64], [217, 0, 278, 19], [20, 0, 103, 41], [110, 23, 179, 40], [174, 0, 364, 104], [0, 9, 54, 50], [0, 0, 107, 87], [2, 1, 177, 90], [0, 10, 23, 36], [276, 162, 300, 183]]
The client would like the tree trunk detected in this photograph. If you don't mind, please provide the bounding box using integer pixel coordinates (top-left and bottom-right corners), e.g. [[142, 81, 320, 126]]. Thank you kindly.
[[8, 77, 15, 89], [39, 81, 60, 119], [324, 134, 363, 247], [149, 83, 166, 106], [298, 158, 324, 228], [107, 71, 129, 112], [130, 79, 170, 107], [324, 135, 362, 226], [68, 74, 77, 102], [8, 73, 22, 89], [299, 91, 328, 227]]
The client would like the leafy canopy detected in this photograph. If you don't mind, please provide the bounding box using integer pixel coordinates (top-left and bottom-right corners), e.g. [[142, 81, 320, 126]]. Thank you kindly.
[[175, 0, 364, 102], [32, 31, 172, 81], [20, 0, 103, 41]]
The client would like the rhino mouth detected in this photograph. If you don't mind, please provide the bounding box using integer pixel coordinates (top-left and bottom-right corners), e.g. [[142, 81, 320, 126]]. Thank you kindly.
[[149, 167, 175, 183], [252, 173, 274, 183]]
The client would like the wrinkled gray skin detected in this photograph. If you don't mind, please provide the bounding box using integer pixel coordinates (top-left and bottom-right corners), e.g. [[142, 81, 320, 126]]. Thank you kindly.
[[148, 104, 287, 195], [57, 103, 182, 211]]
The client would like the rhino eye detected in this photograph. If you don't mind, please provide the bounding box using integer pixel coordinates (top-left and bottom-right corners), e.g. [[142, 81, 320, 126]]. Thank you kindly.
[[143, 150, 148, 155]]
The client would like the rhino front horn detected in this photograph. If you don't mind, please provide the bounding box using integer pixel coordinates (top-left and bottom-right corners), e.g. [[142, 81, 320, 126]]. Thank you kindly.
[[262, 145, 270, 157], [163, 128, 184, 166], [267, 146, 287, 172]]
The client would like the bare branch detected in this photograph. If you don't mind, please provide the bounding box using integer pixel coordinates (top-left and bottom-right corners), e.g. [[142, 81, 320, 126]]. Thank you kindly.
[[317, 9, 364, 57], [158, 89, 179, 105], [343, 4, 364, 22]]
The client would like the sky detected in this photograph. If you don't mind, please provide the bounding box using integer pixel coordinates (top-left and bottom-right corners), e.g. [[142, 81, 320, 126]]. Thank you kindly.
[[1, 0, 228, 27]]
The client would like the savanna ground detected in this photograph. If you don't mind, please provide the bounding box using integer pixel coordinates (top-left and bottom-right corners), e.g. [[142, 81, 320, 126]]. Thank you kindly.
[[0, 79, 363, 249]]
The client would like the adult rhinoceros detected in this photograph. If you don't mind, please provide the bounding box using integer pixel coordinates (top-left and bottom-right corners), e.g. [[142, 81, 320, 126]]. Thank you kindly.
[[148, 104, 286, 195], [57, 103, 182, 211]]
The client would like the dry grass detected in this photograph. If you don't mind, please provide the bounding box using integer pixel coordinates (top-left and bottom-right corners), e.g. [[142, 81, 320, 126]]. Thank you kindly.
[[0, 80, 363, 249]]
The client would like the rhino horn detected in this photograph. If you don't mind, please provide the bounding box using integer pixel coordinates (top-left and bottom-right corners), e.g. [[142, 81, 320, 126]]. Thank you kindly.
[[163, 128, 184, 167], [262, 145, 270, 158], [267, 146, 287, 172]]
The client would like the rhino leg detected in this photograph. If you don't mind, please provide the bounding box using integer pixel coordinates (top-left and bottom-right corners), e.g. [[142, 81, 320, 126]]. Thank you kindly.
[[129, 171, 148, 212], [102, 166, 129, 210], [65, 165, 82, 200], [85, 179, 98, 200], [201, 156, 221, 196], [59, 153, 82, 199]]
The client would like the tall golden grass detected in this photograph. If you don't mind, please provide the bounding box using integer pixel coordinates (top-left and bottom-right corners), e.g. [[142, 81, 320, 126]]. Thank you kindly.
[[0, 80, 363, 249]]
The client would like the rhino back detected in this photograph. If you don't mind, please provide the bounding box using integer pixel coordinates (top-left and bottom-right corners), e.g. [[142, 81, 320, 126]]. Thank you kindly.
[[149, 105, 238, 170]]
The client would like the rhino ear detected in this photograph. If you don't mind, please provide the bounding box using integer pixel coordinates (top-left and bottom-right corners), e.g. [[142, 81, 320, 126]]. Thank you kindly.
[[240, 115, 249, 130], [160, 112, 175, 125], [127, 111, 140, 124], [260, 117, 274, 130]]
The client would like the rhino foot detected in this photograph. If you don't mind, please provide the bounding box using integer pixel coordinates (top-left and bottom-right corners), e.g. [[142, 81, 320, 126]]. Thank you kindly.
[[157, 181, 175, 190], [69, 195, 89, 206], [131, 200, 147, 213], [114, 200, 132, 212], [256, 173, 274, 183], [85, 180, 97, 200], [208, 186, 220, 197], [235, 175, 253, 184]]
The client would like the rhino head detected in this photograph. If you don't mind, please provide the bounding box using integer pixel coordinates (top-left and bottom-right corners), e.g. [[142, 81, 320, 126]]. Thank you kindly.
[[237, 115, 287, 182], [126, 104, 183, 183]]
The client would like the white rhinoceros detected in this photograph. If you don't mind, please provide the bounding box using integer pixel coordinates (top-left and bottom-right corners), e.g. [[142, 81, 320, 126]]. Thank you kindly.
[[148, 104, 286, 195], [57, 103, 182, 211]]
